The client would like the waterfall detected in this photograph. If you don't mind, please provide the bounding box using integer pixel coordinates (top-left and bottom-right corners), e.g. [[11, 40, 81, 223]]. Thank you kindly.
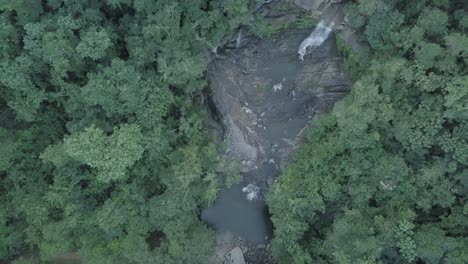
[[298, 21, 335, 60]]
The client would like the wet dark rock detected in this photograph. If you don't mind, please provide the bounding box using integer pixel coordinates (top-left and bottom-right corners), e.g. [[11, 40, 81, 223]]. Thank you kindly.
[[204, 29, 351, 259], [208, 29, 352, 188], [292, 0, 369, 54], [204, 30, 350, 259]]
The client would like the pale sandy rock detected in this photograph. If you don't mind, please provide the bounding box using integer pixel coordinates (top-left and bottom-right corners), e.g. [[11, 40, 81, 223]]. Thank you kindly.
[[225, 247, 246, 264]]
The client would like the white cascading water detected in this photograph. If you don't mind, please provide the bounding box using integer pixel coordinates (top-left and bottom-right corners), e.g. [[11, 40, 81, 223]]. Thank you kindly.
[[242, 184, 260, 201], [298, 20, 335, 60]]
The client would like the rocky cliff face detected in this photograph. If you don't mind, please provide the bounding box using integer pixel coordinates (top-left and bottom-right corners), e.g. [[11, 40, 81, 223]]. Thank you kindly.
[[208, 29, 352, 189], [291, 0, 368, 53], [204, 3, 358, 262]]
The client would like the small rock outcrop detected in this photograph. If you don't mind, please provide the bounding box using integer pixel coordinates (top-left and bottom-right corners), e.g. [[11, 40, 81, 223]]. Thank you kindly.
[[225, 247, 246, 264]]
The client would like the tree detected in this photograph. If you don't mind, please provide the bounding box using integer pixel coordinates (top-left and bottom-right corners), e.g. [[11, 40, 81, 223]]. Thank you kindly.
[[76, 27, 113, 60], [323, 210, 381, 264], [0, 56, 47, 121], [0, 0, 43, 25], [45, 124, 146, 183], [364, 9, 404, 51], [414, 42, 444, 70], [0, 0, 249, 262], [417, 8, 449, 37], [268, 1, 468, 263]]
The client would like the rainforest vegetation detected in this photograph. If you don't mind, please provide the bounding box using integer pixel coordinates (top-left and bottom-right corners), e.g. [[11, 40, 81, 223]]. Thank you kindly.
[[268, 0, 468, 263], [1, 0, 468, 264], [0, 0, 249, 263]]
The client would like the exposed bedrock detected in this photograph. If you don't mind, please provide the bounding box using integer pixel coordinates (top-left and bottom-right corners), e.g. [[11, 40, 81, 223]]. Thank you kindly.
[[208, 28, 352, 189]]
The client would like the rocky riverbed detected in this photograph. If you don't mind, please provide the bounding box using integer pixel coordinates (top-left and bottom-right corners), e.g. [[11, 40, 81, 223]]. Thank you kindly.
[[209, 28, 351, 187], [202, 1, 358, 263]]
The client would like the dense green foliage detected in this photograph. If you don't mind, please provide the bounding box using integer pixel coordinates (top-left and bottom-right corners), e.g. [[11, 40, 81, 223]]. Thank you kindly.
[[0, 0, 249, 263], [268, 0, 468, 263], [250, 1, 319, 38]]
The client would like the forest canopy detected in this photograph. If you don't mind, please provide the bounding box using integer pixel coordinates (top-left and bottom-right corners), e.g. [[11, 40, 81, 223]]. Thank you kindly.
[[1, 0, 468, 263], [268, 0, 468, 263], [0, 0, 248, 263]]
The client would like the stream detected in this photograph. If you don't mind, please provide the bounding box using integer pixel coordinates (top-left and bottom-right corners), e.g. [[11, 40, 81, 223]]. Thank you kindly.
[[201, 2, 354, 262]]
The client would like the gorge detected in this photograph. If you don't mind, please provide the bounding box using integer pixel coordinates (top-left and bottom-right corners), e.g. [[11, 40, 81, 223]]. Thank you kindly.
[[201, 1, 355, 262]]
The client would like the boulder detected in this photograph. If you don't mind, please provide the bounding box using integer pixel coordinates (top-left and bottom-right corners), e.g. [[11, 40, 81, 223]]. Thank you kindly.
[[225, 247, 246, 264]]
